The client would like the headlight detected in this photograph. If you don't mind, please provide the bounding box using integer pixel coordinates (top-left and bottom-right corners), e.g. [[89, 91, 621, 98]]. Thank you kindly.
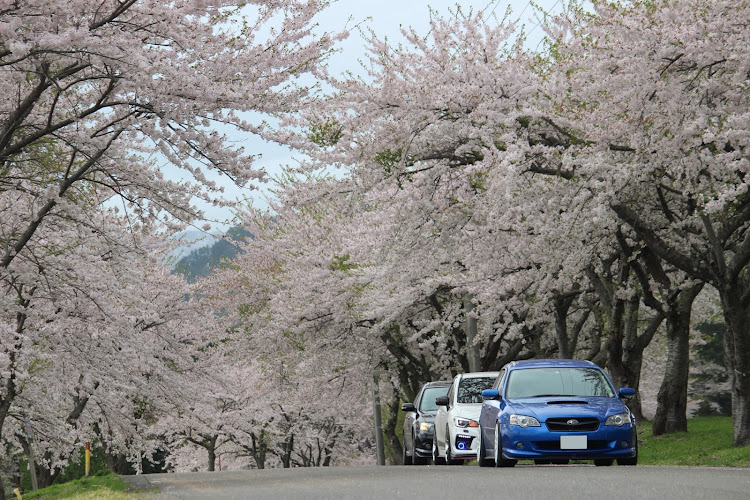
[[419, 422, 434, 432], [605, 413, 632, 426], [454, 417, 479, 428], [509, 414, 541, 428]]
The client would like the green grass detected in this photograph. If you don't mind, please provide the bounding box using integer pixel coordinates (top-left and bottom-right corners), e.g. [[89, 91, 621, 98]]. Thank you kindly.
[[21, 472, 153, 500], [638, 416, 750, 467]]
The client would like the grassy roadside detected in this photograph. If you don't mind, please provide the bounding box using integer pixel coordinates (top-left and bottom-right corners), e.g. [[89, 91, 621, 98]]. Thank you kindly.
[[638, 416, 750, 467], [19, 472, 154, 500]]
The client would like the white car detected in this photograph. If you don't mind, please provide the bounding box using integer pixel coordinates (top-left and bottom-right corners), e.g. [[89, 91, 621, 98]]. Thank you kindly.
[[432, 371, 500, 464]]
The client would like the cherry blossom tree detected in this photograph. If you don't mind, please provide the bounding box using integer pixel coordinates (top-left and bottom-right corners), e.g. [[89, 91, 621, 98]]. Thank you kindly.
[[272, 0, 745, 442], [179, 180, 376, 469], [0, 209, 211, 496], [539, 0, 750, 445], [0, 1, 341, 492]]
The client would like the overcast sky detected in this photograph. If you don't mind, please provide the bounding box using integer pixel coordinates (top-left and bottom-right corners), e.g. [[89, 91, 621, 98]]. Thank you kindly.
[[196, 0, 567, 228]]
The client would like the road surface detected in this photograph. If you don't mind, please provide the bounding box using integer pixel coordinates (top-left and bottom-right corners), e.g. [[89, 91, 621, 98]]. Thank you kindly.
[[123, 464, 750, 500]]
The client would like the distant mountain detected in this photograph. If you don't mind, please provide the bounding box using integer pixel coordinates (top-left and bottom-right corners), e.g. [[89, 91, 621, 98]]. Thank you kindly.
[[171, 226, 252, 283]]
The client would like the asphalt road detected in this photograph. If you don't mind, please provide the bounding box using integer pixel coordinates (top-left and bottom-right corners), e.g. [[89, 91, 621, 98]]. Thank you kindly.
[[123, 464, 750, 500]]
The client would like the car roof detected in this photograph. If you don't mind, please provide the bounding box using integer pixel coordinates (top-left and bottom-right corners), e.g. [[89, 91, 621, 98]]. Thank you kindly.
[[422, 380, 452, 388], [505, 359, 600, 370], [457, 371, 500, 379]]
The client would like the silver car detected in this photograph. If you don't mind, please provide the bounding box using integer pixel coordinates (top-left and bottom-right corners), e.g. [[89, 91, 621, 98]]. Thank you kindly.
[[433, 371, 500, 464]]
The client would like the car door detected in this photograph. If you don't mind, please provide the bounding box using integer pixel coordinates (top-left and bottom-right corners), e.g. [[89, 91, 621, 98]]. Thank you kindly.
[[403, 391, 420, 455], [480, 368, 506, 449], [434, 377, 457, 455]]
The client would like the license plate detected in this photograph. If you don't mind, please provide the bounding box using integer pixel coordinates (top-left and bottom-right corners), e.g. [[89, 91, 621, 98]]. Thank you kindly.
[[560, 435, 587, 449]]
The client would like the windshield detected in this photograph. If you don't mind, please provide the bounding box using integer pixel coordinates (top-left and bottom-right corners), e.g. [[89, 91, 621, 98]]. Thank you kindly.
[[457, 376, 496, 404], [419, 386, 449, 412], [505, 367, 615, 399]]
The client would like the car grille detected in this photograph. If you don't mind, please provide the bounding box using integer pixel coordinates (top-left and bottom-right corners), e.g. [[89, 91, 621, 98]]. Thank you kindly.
[[534, 440, 609, 450], [546, 417, 600, 432]]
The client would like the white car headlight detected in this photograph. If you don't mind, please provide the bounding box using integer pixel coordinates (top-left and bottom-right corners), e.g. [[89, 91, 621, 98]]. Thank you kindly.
[[509, 414, 541, 428], [605, 413, 632, 426], [419, 422, 434, 432], [454, 417, 479, 428]]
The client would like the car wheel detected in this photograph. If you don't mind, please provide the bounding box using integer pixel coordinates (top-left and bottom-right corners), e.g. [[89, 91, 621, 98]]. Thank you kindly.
[[432, 438, 446, 465], [413, 436, 429, 465], [618, 437, 638, 466], [402, 439, 412, 465], [445, 428, 461, 465], [477, 425, 494, 467], [493, 422, 516, 468], [594, 459, 614, 466]]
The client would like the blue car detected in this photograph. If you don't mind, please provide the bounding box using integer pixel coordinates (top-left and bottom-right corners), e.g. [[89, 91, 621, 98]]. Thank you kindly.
[[477, 359, 637, 467]]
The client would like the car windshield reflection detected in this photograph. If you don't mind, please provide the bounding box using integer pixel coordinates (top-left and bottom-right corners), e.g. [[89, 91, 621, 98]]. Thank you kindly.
[[505, 367, 615, 399], [457, 377, 496, 403], [420, 387, 449, 412]]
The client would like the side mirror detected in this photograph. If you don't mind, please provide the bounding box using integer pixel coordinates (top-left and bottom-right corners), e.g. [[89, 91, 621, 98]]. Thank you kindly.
[[435, 395, 449, 406], [618, 388, 636, 398], [401, 403, 416, 412], [482, 389, 500, 400]]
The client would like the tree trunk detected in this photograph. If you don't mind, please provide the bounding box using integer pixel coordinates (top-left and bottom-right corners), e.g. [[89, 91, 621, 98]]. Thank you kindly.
[[622, 295, 646, 422], [207, 447, 216, 472], [104, 451, 130, 474], [554, 293, 574, 359], [604, 292, 627, 386], [280, 434, 293, 468], [250, 431, 267, 469], [603, 290, 663, 423], [382, 392, 401, 465], [653, 284, 704, 435], [718, 288, 750, 446]]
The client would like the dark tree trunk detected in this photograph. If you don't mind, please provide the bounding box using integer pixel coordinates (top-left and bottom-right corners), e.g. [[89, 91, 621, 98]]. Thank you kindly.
[[554, 292, 575, 359], [17, 441, 56, 489], [249, 431, 267, 469], [382, 392, 402, 465], [280, 434, 294, 468], [589, 258, 663, 424], [207, 447, 216, 472], [653, 283, 704, 435], [0, 399, 12, 500], [718, 288, 750, 446]]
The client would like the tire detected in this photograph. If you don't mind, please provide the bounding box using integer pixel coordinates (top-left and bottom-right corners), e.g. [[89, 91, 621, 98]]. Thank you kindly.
[[477, 426, 494, 467], [402, 439, 412, 465], [445, 428, 461, 465], [413, 436, 429, 466], [493, 422, 516, 468], [432, 438, 446, 465], [594, 459, 614, 466], [618, 437, 638, 466]]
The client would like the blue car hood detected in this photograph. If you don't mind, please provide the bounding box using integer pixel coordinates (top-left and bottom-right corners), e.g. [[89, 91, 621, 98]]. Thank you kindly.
[[508, 397, 628, 421]]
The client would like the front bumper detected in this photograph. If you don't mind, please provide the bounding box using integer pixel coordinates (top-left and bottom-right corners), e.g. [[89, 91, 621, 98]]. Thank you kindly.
[[414, 431, 434, 457], [501, 423, 636, 460], [451, 426, 480, 459]]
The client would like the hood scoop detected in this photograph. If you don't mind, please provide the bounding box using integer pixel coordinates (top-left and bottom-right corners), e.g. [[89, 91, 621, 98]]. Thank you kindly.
[[547, 400, 589, 405]]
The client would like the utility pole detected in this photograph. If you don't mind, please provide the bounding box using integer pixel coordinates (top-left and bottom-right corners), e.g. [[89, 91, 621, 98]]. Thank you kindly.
[[25, 417, 38, 492], [464, 293, 481, 372], [372, 373, 385, 465]]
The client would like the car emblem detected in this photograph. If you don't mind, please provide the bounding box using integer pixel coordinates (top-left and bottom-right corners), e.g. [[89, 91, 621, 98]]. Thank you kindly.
[[567, 419, 579, 426]]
